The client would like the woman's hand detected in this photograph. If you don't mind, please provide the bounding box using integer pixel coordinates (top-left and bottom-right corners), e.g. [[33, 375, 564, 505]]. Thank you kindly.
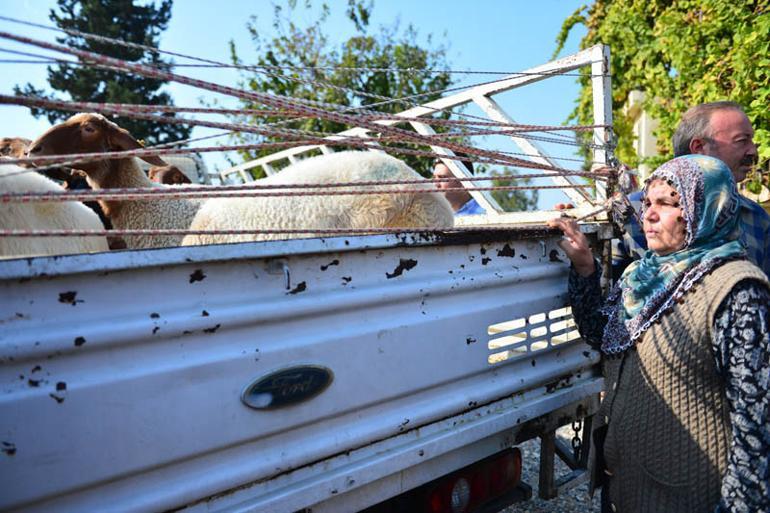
[[546, 217, 596, 277]]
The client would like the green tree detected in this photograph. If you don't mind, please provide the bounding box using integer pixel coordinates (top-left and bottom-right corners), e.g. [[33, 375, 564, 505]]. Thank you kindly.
[[16, 0, 191, 145], [488, 168, 539, 211], [554, 1, 770, 173], [229, 0, 538, 210], [227, 0, 455, 177]]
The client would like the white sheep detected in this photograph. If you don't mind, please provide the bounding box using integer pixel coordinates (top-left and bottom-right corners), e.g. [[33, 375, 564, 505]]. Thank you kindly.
[[182, 150, 454, 246], [0, 162, 109, 259], [27, 113, 203, 250], [28, 114, 453, 250]]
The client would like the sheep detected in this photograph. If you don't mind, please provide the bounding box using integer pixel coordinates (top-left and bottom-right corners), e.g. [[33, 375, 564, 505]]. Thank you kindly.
[[28, 114, 453, 250], [27, 113, 203, 250], [148, 164, 192, 185], [182, 150, 454, 246], [0, 137, 31, 161], [4, 135, 113, 231], [0, 162, 109, 259]]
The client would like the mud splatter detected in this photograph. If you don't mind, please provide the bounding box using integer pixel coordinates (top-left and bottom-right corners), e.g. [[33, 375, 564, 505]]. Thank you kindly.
[[203, 324, 221, 334], [288, 282, 307, 294], [1, 442, 16, 456], [320, 259, 340, 271], [497, 244, 516, 258], [189, 269, 206, 283], [386, 259, 418, 279], [58, 291, 82, 305]]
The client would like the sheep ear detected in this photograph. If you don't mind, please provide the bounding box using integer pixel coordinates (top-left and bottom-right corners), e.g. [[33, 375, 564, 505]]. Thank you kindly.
[[107, 125, 167, 167]]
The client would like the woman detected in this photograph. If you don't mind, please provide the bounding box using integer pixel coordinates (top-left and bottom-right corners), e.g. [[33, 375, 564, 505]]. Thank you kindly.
[[548, 155, 770, 513]]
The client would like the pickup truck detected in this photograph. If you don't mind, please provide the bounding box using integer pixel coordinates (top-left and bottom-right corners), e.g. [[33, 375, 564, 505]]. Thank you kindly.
[[0, 224, 608, 512], [0, 44, 614, 512]]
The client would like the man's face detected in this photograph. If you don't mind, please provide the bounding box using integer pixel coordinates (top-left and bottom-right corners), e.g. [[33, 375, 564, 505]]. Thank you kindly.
[[432, 162, 469, 208], [697, 109, 758, 182]]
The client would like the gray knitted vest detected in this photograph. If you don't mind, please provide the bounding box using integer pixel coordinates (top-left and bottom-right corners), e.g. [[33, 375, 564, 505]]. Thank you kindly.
[[598, 260, 769, 513]]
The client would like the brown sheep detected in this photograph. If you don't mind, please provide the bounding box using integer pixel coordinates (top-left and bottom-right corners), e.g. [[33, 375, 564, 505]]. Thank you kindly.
[[148, 164, 192, 185], [27, 113, 203, 249], [0, 137, 32, 161]]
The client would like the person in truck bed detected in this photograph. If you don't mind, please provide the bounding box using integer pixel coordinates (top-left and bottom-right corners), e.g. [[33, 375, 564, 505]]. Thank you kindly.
[[432, 153, 486, 216]]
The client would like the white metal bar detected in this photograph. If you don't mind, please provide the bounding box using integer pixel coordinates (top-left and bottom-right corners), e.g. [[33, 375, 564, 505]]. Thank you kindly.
[[408, 119, 503, 213], [262, 162, 276, 176], [219, 45, 608, 181], [472, 95, 593, 206], [591, 45, 612, 200]]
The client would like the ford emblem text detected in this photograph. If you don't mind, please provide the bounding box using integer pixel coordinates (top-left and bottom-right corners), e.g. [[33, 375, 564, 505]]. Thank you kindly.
[[241, 365, 334, 410]]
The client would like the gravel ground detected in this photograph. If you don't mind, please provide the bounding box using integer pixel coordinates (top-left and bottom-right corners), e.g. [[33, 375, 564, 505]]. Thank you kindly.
[[499, 426, 600, 512]]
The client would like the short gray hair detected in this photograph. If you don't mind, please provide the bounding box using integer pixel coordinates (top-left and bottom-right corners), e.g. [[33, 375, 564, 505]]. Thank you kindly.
[[672, 101, 744, 157]]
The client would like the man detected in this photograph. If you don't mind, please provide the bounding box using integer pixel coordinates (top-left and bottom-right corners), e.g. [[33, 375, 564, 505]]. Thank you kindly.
[[432, 154, 486, 216], [615, 101, 769, 277]]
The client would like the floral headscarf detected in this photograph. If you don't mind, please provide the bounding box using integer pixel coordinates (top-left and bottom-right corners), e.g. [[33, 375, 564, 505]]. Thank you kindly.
[[601, 155, 746, 354]]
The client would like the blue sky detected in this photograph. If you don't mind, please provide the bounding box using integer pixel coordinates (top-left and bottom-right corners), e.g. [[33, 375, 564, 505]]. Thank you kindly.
[[0, 0, 590, 205]]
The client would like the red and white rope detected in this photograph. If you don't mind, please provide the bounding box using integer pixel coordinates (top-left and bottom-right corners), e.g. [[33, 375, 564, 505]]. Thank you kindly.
[[0, 183, 592, 204], [0, 92, 606, 134], [0, 29, 608, 179], [0, 225, 566, 238]]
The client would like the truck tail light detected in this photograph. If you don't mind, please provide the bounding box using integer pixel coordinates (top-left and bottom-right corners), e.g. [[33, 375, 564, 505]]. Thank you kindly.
[[489, 449, 521, 496], [423, 448, 523, 513], [450, 477, 471, 512]]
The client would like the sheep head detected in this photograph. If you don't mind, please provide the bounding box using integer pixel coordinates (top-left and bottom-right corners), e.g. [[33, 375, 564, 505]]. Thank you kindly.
[[0, 137, 31, 161], [27, 113, 166, 186], [148, 164, 192, 185]]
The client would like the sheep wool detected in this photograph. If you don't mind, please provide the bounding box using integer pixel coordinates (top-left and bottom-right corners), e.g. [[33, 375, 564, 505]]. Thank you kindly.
[[89, 158, 203, 249], [182, 151, 454, 246], [0, 163, 109, 259]]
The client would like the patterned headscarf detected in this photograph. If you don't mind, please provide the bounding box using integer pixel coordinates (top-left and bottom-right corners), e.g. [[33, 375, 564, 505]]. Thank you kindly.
[[601, 155, 746, 354]]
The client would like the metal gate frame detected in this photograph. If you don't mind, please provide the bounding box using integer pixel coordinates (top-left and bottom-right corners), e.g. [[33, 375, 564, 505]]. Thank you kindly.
[[219, 44, 613, 217]]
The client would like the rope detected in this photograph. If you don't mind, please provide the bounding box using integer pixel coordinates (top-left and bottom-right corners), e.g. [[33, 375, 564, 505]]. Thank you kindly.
[[2, 93, 606, 136], [0, 15, 612, 149], [3, 98, 611, 183], [4, 140, 601, 176], [0, 184, 592, 204], [0, 36, 561, 170], [0, 15, 611, 78], [0, 225, 563, 238], [2, 93, 607, 175], [0, 92, 607, 134]]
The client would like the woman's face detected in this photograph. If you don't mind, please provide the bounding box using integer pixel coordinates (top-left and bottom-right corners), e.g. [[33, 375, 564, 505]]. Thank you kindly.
[[643, 179, 687, 255]]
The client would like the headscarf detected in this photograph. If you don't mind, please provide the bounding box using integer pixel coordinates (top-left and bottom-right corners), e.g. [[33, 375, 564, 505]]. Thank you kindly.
[[601, 155, 746, 354]]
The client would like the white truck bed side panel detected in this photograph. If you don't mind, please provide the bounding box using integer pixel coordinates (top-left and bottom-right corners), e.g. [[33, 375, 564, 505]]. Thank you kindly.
[[0, 232, 598, 512]]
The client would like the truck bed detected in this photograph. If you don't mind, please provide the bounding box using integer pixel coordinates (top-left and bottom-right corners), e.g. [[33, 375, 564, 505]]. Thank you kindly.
[[0, 228, 602, 512]]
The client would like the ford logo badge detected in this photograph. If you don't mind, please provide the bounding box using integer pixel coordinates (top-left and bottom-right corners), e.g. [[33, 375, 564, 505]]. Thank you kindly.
[[241, 365, 334, 410]]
